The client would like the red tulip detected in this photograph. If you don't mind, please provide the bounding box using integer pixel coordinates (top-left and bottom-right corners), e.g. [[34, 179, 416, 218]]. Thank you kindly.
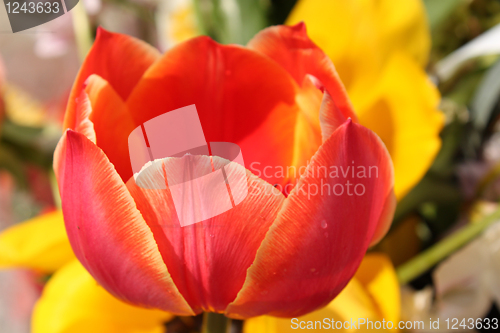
[[54, 23, 395, 318]]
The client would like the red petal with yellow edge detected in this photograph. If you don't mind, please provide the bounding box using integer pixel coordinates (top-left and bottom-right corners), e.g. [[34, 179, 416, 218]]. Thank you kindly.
[[64, 28, 159, 131], [0, 211, 74, 272], [126, 156, 286, 314], [54, 90, 97, 198], [226, 120, 395, 318], [85, 74, 137, 182], [126, 36, 299, 187], [248, 23, 357, 125], [32, 260, 172, 333], [55, 130, 193, 315]]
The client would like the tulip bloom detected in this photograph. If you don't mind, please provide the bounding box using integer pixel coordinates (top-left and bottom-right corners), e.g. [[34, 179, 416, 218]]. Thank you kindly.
[[54, 24, 395, 318]]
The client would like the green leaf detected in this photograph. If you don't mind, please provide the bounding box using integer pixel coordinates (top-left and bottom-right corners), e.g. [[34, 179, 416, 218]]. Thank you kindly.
[[470, 59, 500, 133]]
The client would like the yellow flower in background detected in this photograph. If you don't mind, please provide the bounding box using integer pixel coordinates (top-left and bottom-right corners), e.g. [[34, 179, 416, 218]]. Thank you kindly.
[[0, 211, 73, 272], [288, 0, 444, 199], [243, 254, 400, 332], [157, 0, 200, 51], [33, 260, 172, 333]]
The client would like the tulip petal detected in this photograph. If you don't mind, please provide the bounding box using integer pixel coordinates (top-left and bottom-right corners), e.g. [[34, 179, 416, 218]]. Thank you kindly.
[[85, 74, 137, 182], [290, 76, 324, 177], [227, 120, 395, 318], [127, 156, 286, 313], [54, 130, 193, 315], [73, 91, 96, 143], [64, 28, 159, 131], [32, 260, 172, 333], [126, 36, 300, 187], [243, 254, 400, 332], [247, 23, 357, 125], [0, 211, 74, 272]]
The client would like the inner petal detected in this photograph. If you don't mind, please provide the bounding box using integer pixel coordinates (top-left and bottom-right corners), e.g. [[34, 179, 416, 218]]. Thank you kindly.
[[126, 155, 285, 313]]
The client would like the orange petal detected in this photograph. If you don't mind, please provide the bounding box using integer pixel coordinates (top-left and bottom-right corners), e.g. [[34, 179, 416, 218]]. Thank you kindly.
[[226, 120, 395, 318], [85, 74, 137, 182], [73, 91, 96, 143], [248, 23, 357, 126], [126, 156, 286, 314], [126, 36, 300, 187], [54, 130, 193, 315], [64, 28, 159, 132]]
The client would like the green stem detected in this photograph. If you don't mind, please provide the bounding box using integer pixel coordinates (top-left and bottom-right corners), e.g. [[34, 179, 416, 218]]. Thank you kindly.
[[396, 205, 500, 284], [71, 2, 93, 62], [201, 312, 231, 333]]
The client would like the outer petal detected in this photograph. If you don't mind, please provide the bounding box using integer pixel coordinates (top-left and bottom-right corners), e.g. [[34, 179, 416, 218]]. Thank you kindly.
[[64, 28, 159, 131], [0, 211, 74, 272], [356, 54, 443, 199], [247, 23, 357, 124], [32, 260, 172, 333], [54, 130, 193, 315], [226, 120, 395, 318], [243, 253, 400, 332], [127, 157, 286, 313], [126, 36, 300, 187]]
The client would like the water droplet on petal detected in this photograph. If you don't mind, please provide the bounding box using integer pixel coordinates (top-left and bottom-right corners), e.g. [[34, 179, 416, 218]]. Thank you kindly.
[[321, 220, 327, 229]]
